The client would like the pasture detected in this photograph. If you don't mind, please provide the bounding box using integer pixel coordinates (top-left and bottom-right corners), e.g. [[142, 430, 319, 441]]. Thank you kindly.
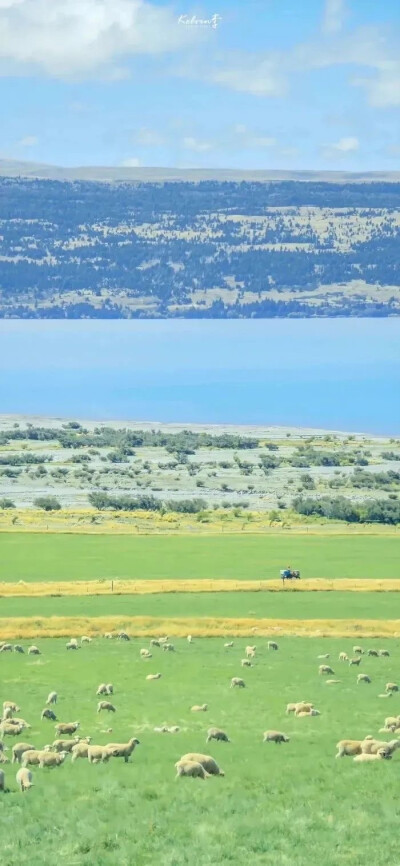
[[1, 532, 399, 582], [1, 635, 400, 866]]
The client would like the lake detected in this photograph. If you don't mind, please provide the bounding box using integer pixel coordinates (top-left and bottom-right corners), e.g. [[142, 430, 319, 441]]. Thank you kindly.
[[0, 319, 399, 434]]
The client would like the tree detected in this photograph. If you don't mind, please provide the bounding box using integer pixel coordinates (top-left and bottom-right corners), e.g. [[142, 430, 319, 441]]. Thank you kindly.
[[34, 496, 61, 511]]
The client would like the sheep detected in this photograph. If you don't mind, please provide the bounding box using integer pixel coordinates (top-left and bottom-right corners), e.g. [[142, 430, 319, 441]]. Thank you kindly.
[[52, 737, 82, 753], [140, 649, 152, 659], [0, 643, 12, 652], [317, 654, 330, 659], [96, 684, 108, 695], [367, 649, 379, 657], [88, 745, 118, 764], [104, 632, 114, 639], [16, 768, 34, 792], [41, 709, 57, 721], [354, 748, 392, 763], [357, 674, 371, 684], [55, 721, 80, 736], [386, 682, 399, 693], [349, 657, 361, 667], [245, 645, 256, 658], [154, 726, 169, 733], [0, 768, 5, 791], [39, 751, 68, 768], [66, 640, 79, 651], [13, 645, 24, 654], [224, 642, 234, 648], [0, 723, 24, 737], [378, 649, 390, 657], [12, 743, 35, 764], [241, 659, 252, 668], [2, 707, 13, 720], [268, 641, 278, 651], [296, 708, 321, 717], [353, 646, 364, 655], [28, 646, 40, 655], [230, 677, 245, 688], [81, 636, 92, 643], [97, 701, 116, 714], [179, 753, 225, 777], [319, 665, 334, 675], [336, 739, 365, 758], [150, 639, 160, 648], [106, 684, 113, 695], [326, 679, 341, 684], [168, 726, 180, 733], [104, 737, 140, 762], [263, 731, 290, 744], [21, 750, 43, 767], [190, 704, 208, 712], [379, 693, 393, 698], [117, 631, 130, 641], [187, 635, 194, 644], [385, 716, 400, 729], [206, 728, 230, 744], [339, 652, 349, 662], [175, 760, 209, 780], [158, 636, 169, 643], [286, 701, 313, 715], [0, 752, 9, 765], [9, 718, 31, 730], [3, 702, 20, 714], [162, 643, 175, 652], [361, 738, 400, 756], [46, 692, 57, 706], [146, 673, 161, 680], [71, 742, 91, 762]]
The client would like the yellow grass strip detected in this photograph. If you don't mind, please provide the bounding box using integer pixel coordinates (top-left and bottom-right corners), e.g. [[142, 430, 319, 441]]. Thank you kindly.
[[2, 578, 400, 598], [2, 616, 400, 640]]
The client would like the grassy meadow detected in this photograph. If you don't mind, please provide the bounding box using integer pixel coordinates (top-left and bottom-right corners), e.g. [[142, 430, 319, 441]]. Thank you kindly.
[[1, 635, 400, 866], [1, 532, 399, 583]]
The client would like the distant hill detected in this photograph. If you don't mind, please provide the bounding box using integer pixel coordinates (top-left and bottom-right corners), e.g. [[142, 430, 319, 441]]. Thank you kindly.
[[1, 158, 400, 184], [0, 168, 399, 318]]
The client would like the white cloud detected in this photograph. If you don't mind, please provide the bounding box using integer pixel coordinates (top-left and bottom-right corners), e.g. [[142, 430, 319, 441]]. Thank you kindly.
[[0, 0, 206, 79], [120, 156, 141, 167], [17, 135, 38, 147], [207, 57, 286, 97], [353, 63, 400, 107], [182, 136, 213, 152], [321, 136, 360, 159], [134, 127, 165, 146], [322, 0, 346, 35], [247, 136, 277, 148]]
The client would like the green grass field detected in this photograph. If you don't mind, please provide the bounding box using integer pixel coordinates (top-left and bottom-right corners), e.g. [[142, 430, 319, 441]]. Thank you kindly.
[[1, 635, 400, 866], [2, 591, 400, 620], [1, 533, 399, 582]]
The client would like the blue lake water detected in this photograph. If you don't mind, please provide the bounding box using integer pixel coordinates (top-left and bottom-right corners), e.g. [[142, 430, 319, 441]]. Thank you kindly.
[[0, 319, 399, 434]]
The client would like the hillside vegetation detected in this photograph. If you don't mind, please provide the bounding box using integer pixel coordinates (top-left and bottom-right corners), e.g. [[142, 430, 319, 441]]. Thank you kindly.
[[1, 176, 399, 318]]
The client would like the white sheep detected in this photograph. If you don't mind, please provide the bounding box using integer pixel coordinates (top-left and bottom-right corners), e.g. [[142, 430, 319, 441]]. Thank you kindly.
[[263, 731, 290, 744], [46, 692, 57, 706], [268, 641, 278, 651], [206, 728, 230, 744], [97, 701, 116, 714], [354, 749, 392, 763], [386, 682, 399, 693], [175, 760, 209, 780], [28, 646, 40, 655], [245, 646, 256, 659], [353, 646, 364, 655], [66, 639, 79, 651], [224, 642, 234, 648], [81, 636, 92, 643], [103, 738, 140, 762], [39, 750, 68, 768], [187, 635, 194, 644], [241, 659, 252, 668], [339, 652, 349, 661], [230, 677, 245, 688], [319, 664, 334, 675], [146, 673, 161, 680], [190, 704, 208, 712], [87, 745, 117, 764], [179, 753, 225, 776], [16, 767, 34, 792], [357, 674, 371, 684]]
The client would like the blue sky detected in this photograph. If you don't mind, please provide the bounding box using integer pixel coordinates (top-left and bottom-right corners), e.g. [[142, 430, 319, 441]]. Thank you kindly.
[[0, 0, 399, 170]]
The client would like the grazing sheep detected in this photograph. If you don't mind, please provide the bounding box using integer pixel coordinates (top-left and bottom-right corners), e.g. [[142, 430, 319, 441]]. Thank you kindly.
[[28, 646, 40, 655], [353, 646, 364, 655], [13, 645, 24, 654], [319, 665, 335, 675], [379, 693, 393, 698], [0, 644, 12, 652], [385, 716, 400, 729], [66, 641, 79, 651], [2, 707, 13, 720], [71, 742, 91, 762], [104, 737, 140, 762], [104, 633, 114, 639], [386, 682, 399, 693], [224, 642, 234, 648], [349, 657, 362, 667], [317, 654, 330, 659], [296, 708, 321, 717], [81, 636, 92, 643], [97, 701, 116, 714], [175, 760, 209, 780], [245, 646, 256, 658], [357, 674, 371, 684], [168, 726, 180, 733], [361, 738, 400, 756], [190, 704, 208, 712], [9, 718, 30, 730], [16, 768, 34, 792], [367, 649, 379, 657], [379, 649, 390, 657], [158, 636, 169, 644], [162, 643, 175, 652], [41, 709, 57, 721], [354, 749, 392, 763], [11, 743, 35, 764], [263, 731, 290, 744], [96, 684, 109, 696], [55, 721, 80, 736], [3, 702, 20, 714], [339, 652, 349, 662], [180, 753, 225, 777], [187, 635, 194, 644], [21, 750, 43, 767], [206, 728, 230, 744], [230, 677, 245, 688], [336, 739, 364, 758], [140, 649, 152, 659], [326, 679, 341, 684], [0, 723, 24, 737], [241, 659, 252, 668], [46, 692, 57, 706], [286, 701, 313, 715], [154, 726, 169, 733], [117, 631, 130, 641], [150, 639, 160, 647], [268, 641, 278, 651], [106, 684, 113, 695], [52, 737, 81, 753], [88, 745, 117, 764], [146, 673, 161, 680], [39, 750, 68, 768]]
